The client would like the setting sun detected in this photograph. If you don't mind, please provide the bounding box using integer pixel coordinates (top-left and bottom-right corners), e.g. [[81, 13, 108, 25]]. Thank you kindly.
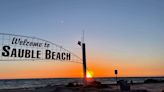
[[86, 70, 93, 78]]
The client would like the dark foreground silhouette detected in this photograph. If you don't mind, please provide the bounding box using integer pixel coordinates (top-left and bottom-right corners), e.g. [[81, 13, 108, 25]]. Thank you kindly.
[[0, 79, 164, 92]]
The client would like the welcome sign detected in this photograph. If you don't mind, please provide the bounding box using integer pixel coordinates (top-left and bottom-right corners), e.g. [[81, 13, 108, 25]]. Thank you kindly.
[[0, 33, 80, 62]]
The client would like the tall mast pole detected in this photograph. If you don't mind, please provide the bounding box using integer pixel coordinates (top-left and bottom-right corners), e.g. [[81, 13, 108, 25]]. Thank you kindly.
[[81, 30, 87, 86], [78, 30, 87, 86]]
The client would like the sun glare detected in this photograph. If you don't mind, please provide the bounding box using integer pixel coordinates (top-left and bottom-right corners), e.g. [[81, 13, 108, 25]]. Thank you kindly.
[[87, 70, 93, 78]]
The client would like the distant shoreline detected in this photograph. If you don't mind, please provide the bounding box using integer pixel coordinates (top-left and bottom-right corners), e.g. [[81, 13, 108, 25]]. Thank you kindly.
[[0, 76, 164, 80]]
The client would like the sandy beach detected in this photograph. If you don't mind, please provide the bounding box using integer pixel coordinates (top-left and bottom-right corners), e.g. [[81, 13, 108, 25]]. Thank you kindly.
[[0, 83, 163, 92]]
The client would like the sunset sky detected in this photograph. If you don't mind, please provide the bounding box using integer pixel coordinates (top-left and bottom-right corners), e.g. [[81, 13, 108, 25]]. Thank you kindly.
[[0, 0, 164, 79]]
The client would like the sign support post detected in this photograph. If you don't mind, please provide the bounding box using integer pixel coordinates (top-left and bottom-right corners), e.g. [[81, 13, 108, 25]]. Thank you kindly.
[[115, 70, 118, 83], [78, 41, 87, 86], [82, 42, 87, 86], [78, 30, 87, 86]]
